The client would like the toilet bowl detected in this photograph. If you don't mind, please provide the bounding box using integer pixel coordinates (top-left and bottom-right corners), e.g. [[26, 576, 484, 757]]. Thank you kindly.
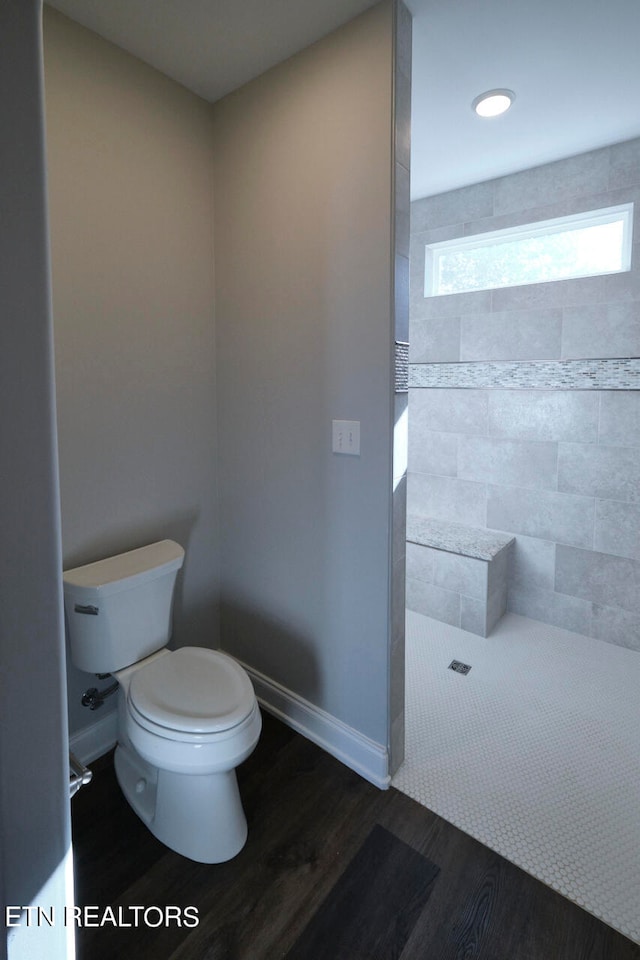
[[113, 645, 261, 862], [120, 646, 260, 774], [63, 541, 261, 863]]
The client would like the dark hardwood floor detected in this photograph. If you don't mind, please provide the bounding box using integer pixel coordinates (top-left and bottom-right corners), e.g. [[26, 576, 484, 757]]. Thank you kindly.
[[71, 713, 640, 960]]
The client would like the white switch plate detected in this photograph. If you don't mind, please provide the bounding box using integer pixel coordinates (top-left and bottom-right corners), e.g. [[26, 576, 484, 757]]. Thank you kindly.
[[332, 419, 360, 455]]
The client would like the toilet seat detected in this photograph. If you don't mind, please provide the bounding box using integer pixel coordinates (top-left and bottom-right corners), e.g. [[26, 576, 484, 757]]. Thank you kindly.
[[128, 646, 255, 737]]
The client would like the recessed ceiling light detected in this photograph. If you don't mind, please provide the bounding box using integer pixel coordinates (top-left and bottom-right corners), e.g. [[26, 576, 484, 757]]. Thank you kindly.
[[472, 89, 515, 118]]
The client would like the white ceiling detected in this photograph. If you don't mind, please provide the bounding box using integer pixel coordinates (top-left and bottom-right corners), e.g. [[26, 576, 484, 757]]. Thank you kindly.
[[407, 0, 640, 198], [45, 0, 379, 102], [46, 0, 640, 200]]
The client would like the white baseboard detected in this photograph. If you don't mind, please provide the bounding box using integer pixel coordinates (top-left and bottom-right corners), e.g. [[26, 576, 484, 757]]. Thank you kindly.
[[69, 709, 118, 765], [238, 660, 390, 789], [68, 667, 391, 790]]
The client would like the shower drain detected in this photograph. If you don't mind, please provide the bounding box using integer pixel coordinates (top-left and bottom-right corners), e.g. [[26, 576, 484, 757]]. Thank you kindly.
[[449, 660, 471, 675]]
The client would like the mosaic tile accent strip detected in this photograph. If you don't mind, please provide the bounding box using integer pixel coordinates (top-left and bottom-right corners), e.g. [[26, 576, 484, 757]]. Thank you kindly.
[[395, 341, 409, 393], [409, 358, 640, 390]]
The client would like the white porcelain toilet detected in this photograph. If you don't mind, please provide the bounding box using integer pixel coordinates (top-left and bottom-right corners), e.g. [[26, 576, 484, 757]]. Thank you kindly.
[[63, 539, 261, 863]]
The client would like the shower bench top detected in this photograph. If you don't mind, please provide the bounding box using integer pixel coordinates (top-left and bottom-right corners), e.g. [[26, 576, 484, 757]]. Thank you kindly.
[[407, 516, 514, 562]]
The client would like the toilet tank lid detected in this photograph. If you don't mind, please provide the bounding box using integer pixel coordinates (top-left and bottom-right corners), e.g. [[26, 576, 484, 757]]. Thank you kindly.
[[63, 540, 184, 597]]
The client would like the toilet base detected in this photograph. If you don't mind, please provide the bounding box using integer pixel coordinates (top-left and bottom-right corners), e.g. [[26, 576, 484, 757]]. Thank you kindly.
[[114, 742, 248, 863]]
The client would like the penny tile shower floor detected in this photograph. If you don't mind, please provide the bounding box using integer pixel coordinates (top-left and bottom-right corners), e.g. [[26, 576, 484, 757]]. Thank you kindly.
[[393, 610, 640, 944]]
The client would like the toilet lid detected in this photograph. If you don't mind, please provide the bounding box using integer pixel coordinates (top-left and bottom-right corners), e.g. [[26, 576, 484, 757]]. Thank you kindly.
[[128, 647, 255, 734]]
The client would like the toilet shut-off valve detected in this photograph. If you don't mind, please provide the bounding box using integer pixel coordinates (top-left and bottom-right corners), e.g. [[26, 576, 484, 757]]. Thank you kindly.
[[81, 678, 118, 710]]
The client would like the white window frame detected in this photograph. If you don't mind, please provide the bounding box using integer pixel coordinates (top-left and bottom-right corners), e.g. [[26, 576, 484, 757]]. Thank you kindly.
[[424, 202, 634, 298]]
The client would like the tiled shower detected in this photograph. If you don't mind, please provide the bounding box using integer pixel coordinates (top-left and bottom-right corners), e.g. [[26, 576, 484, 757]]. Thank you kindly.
[[406, 136, 640, 654], [396, 137, 640, 944]]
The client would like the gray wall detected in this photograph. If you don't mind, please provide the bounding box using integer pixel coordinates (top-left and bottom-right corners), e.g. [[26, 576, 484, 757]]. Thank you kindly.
[[408, 139, 640, 651], [212, 2, 395, 746], [43, 8, 219, 734], [0, 2, 71, 958], [389, 0, 412, 774]]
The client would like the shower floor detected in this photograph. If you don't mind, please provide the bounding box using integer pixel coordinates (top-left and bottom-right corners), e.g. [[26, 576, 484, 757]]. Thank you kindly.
[[393, 610, 640, 945]]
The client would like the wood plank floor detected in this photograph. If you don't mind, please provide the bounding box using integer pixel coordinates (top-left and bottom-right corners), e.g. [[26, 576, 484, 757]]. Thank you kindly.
[[71, 713, 640, 960]]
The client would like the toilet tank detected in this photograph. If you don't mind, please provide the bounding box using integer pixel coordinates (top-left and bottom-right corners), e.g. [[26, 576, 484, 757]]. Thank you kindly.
[[63, 540, 185, 674]]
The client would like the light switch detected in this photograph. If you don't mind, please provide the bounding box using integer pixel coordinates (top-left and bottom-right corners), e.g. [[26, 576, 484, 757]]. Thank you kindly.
[[332, 419, 360, 455]]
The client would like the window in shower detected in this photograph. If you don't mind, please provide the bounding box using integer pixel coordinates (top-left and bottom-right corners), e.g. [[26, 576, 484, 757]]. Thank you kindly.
[[424, 202, 634, 297]]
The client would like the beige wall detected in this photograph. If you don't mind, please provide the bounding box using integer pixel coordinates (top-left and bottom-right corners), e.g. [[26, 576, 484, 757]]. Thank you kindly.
[[42, 1, 398, 761], [43, 8, 219, 733], [212, 2, 395, 746]]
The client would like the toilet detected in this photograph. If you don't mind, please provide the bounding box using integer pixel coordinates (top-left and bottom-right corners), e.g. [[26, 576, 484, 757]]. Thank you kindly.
[[63, 539, 261, 863]]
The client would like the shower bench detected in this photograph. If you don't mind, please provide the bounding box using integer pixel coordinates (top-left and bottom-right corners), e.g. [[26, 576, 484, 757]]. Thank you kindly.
[[406, 516, 514, 637]]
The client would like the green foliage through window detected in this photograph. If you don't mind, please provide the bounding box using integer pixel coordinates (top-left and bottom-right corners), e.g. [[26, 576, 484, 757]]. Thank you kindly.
[[425, 204, 633, 297]]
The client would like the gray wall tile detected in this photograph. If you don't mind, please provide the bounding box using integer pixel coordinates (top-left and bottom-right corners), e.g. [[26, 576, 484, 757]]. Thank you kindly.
[[464, 185, 637, 242], [599, 391, 640, 446], [590, 603, 640, 652], [558, 442, 640, 502], [390, 710, 405, 774], [595, 499, 640, 561], [395, 161, 410, 259], [487, 486, 594, 548], [389, 621, 405, 735], [461, 308, 562, 361], [608, 137, 640, 190], [408, 428, 457, 477], [493, 147, 610, 216], [459, 437, 558, 490], [410, 315, 460, 362], [491, 274, 611, 313], [408, 473, 486, 527], [391, 554, 406, 650], [592, 552, 640, 614], [395, 253, 410, 343], [559, 274, 608, 307], [460, 595, 488, 636], [510, 534, 556, 591], [555, 544, 640, 615], [432, 550, 488, 600], [394, 69, 411, 175], [508, 583, 592, 634], [486, 579, 508, 633], [409, 235, 427, 315], [554, 544, 593, 599], [395, 0, 413, 78], [604, 250, 640, 301], [393, 1, 411, 177], [488, 543, 510, 588], [406, 541, 435, 582], [411, 180, 494, 232], [407, 138, 640, 652], [411, 224, 462, 246], [406, 577, 459, 625], [488, 390, 599, 442], [562, 301, 640, 359], [410, 387, 488, 434], [423, 289, 493, 320], [491, 279, 565, 312]]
